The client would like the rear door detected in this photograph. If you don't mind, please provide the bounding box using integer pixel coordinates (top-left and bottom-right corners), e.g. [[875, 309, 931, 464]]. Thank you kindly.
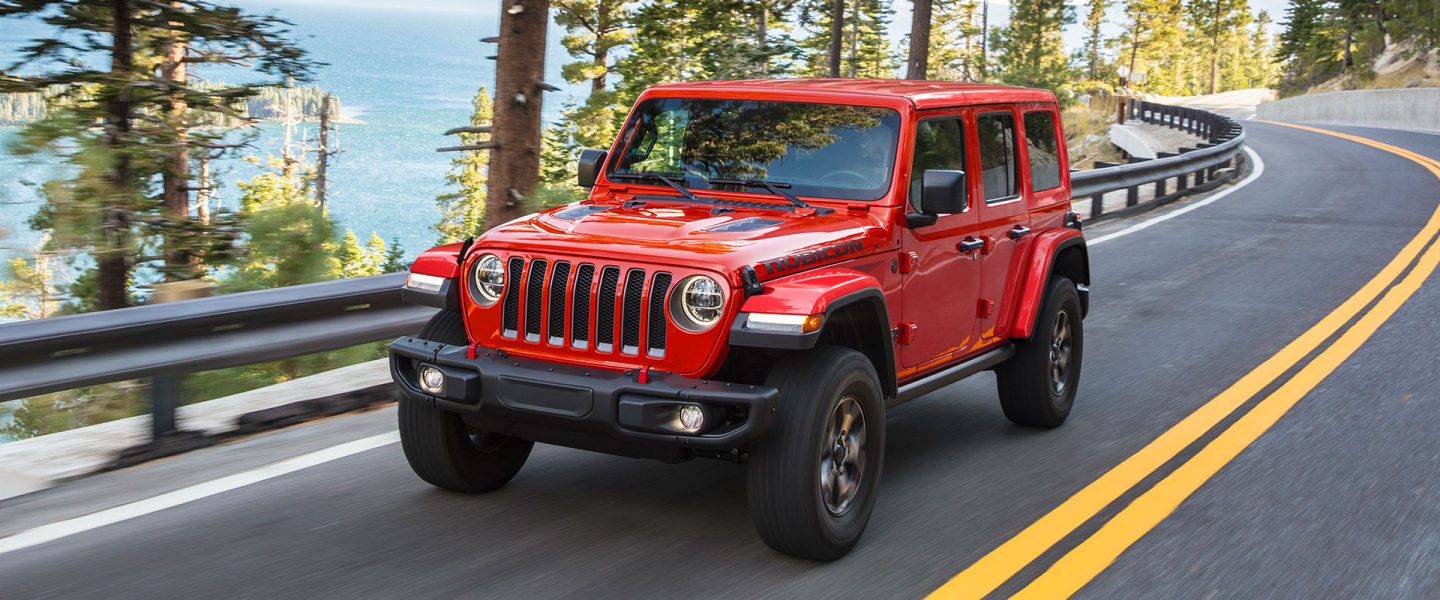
[[899, 113, 982, 369], [972, 108, 1031, 344]]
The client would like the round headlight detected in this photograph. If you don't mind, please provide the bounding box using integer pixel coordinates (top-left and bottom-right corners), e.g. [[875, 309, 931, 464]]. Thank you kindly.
[[671, 275, 725, 331], [471, 254, 505, 305]]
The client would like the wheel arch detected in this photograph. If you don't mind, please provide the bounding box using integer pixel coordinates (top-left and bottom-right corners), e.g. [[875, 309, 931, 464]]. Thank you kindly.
[[730, 268, 897, 400], [1004, 231, 1089, 341]]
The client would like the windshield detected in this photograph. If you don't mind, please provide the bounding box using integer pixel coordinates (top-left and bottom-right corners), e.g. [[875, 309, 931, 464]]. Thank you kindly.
[[608, 98, 902, 201]]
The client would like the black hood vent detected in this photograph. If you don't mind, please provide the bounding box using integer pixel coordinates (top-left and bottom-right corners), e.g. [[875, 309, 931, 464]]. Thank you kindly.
[[553, 204, 613, 220], [703, 217, 782, 233]]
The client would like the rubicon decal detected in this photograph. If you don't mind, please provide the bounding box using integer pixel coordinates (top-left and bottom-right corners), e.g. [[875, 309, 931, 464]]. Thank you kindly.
[[760, 239, 866, 275]]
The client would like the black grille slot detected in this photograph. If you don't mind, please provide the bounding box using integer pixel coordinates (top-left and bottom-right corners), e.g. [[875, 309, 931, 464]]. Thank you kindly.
[[547, 261, 571, 344], [647, 273, 672, 358], [571, 264, 595, 348], [524, 259, 547, 342], [621, 269, 646, 354], [596, 267, 620, 351], [502, 257, 523, 337]]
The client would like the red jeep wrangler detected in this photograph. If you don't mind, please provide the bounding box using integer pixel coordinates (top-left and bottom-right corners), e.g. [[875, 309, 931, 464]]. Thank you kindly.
[[391, 79, 1088, 560]]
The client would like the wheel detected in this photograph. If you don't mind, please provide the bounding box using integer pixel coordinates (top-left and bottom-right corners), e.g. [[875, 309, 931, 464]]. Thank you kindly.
[[996, 275, 1083, 428], [398, 311, 534, 493], [746, 345, 886, 561]]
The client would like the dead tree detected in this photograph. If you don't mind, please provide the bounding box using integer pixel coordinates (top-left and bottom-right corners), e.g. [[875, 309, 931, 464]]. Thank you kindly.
[[484, 0, 552, 231]]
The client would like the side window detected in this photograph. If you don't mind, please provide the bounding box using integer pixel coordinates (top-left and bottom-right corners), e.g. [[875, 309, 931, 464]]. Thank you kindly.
[[1024, 111, 1062, 192], [977, 112, 1018, 202], [909, 118, 966, 210]]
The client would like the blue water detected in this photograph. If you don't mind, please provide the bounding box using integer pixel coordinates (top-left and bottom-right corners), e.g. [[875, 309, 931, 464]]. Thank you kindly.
[[1, 0, 585, 264]]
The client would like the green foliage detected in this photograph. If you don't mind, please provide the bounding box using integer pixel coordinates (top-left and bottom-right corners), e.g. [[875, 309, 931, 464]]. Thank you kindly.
[[795, 0, 899, 78], [540, 93, 623, 191], [992, 0, 1076, 97], [434, 87, 493, 244], [0, 255, 57, 320], [927, 0, 985, 81], [222, 158, 337, 292], [335, 230, 396, 278], [0, 0, 317, 310]]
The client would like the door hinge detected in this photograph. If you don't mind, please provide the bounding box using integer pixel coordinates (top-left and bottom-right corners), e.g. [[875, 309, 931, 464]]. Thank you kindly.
[[976, 298, 994, 319], [898, 251, 919, 274], [895, 322, 918, 345]]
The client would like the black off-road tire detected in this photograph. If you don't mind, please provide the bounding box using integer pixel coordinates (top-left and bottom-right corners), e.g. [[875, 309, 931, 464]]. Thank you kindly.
[[399, 311, 533, 493], [996, 276, 1083, 428], [746, 346, 886, 561]]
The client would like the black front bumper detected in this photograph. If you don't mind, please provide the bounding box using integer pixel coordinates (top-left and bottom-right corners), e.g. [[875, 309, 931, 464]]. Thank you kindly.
[[389, 337, 778, 460]]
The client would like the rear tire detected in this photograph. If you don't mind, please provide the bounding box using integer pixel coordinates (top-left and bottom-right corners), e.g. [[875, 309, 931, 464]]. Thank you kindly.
[[399, 311, 533, 493], [746, 346, 885, 561], [996, 276, 1083, 428]]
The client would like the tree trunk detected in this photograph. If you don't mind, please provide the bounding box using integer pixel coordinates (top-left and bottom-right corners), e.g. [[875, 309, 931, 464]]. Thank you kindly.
[[316, 94, 332, 208], [906, 0, 932, 80], [485, 0, 550, 231], [196, 153, 211, 225], [757, 3, 769, 76], [980, 1, 989, 78], [162, 7, 191, 282], [99, 0, 135, 310], [848, 0, 860, 77], [1207, 0, 1221, 94], [828, 0, 844, 77], [593, 0, 610, 93]]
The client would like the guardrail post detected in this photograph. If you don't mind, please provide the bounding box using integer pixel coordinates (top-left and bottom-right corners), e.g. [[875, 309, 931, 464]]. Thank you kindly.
[[1155, 177, 1167, 197], [1196, 167, 1207, 185], [1177, 171, 1190, 191], [151, 376, 179, 439], [1127, 186, 1139, 207], [1090, 193, 1105, 218]]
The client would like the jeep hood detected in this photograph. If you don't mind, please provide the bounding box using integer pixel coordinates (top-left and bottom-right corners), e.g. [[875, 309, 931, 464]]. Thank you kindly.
[[477, 198, 888, 280]]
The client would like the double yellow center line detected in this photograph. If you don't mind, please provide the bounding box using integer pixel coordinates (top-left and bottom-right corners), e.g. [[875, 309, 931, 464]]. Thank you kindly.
[[929, 123, 1440, 599]]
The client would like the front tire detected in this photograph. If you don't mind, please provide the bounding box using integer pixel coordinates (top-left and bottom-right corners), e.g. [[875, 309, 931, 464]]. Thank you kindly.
[[398, 311, 533, 493], [747, 346, 886, 561], [996, 276, 1083, 428]]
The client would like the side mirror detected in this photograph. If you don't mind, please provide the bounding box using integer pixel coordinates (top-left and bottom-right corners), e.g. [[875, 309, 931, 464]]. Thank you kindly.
[[578, 149, 608, 188], [907, 169, 967, 228]]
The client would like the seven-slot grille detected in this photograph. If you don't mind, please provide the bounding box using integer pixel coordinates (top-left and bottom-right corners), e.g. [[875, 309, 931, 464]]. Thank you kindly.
[[498, 257, 673, 359]]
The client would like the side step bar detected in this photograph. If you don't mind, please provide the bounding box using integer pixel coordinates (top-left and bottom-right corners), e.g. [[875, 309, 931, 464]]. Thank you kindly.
[[889, 344, 1015, 407]]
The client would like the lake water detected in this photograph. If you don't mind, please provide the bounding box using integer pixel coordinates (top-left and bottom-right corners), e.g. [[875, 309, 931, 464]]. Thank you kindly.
[[0, 0, 586, 263]]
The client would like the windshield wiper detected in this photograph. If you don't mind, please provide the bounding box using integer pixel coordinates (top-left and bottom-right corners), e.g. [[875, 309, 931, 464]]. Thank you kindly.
[[609, 172, 696, 200], [708, 178, 810, 210]]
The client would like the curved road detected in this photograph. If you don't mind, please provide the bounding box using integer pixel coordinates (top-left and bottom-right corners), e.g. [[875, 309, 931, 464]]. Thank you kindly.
[[2, 122, 1439, 599]]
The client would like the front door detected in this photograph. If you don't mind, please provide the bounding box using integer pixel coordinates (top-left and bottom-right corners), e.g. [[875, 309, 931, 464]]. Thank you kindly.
[[899, 114, 982, 369]]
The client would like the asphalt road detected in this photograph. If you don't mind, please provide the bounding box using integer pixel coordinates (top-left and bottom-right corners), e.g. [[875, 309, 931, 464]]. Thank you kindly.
[[2, 122, 1439, 599]]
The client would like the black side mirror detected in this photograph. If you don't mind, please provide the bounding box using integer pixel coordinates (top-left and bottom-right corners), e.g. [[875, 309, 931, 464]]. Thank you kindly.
[[578, 149, 608, 188], [907, 169, 967, 228]]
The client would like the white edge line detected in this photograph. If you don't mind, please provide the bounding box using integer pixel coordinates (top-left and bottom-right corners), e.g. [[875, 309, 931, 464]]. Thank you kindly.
[[0, 431, 400, 556], [1089, 146, 1265, 247]]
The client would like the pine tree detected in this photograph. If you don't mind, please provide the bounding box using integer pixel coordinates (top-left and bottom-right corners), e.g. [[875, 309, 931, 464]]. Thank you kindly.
[[928, 0, 984, 80], [1117, 0, 1184, 91], [553, 0, 632, 94], [1187, 0, 1252, 94], [1082, 0, 1110, 80], [1276, 0, 1344, 95], [992, 0, 1074, 93], [224, 158, 337, 292], [434, 87, 493, 244], [797, 0, 898, 78], [0, 0, 314, 310]]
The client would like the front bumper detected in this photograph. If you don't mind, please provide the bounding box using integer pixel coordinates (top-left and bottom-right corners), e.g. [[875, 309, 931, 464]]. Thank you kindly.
[[389, 336, 778, 460]]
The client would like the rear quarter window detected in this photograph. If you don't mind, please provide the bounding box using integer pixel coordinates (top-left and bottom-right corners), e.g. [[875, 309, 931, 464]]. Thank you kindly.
[[1024, 111, 1062, 192]]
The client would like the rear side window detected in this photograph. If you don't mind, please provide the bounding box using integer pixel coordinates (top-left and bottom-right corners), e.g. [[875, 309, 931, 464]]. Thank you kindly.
[[909, 118, 966, 210], [1024, 111, 1062, 191], [977, 112, 1018, 201]]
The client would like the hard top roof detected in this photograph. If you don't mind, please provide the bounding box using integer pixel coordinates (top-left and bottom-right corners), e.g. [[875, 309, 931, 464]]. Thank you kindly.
[[646, 78, 1058, 109]]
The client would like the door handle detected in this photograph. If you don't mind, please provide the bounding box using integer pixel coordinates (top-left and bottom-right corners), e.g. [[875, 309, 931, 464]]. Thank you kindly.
[[957, 237, 984, 253], [1008, 226, 1031, 240]]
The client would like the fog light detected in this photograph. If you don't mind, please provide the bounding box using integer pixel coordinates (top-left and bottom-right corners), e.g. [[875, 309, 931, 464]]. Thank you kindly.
[[677, 404, 705, 432], [418, 365, 444, 394]]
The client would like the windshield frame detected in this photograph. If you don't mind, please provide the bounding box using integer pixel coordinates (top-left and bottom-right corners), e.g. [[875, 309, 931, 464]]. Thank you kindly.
[[602, 96, 905, 203]]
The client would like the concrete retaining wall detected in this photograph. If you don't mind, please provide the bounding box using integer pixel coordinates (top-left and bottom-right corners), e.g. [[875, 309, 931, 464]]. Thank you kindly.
[[1256, 88, 1440, 132]]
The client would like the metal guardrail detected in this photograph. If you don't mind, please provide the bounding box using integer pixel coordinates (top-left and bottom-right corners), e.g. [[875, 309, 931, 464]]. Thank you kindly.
[[1072, 99, 1247, 222], [0, 99, 1245, 450], [0, 273, 435, 415]]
